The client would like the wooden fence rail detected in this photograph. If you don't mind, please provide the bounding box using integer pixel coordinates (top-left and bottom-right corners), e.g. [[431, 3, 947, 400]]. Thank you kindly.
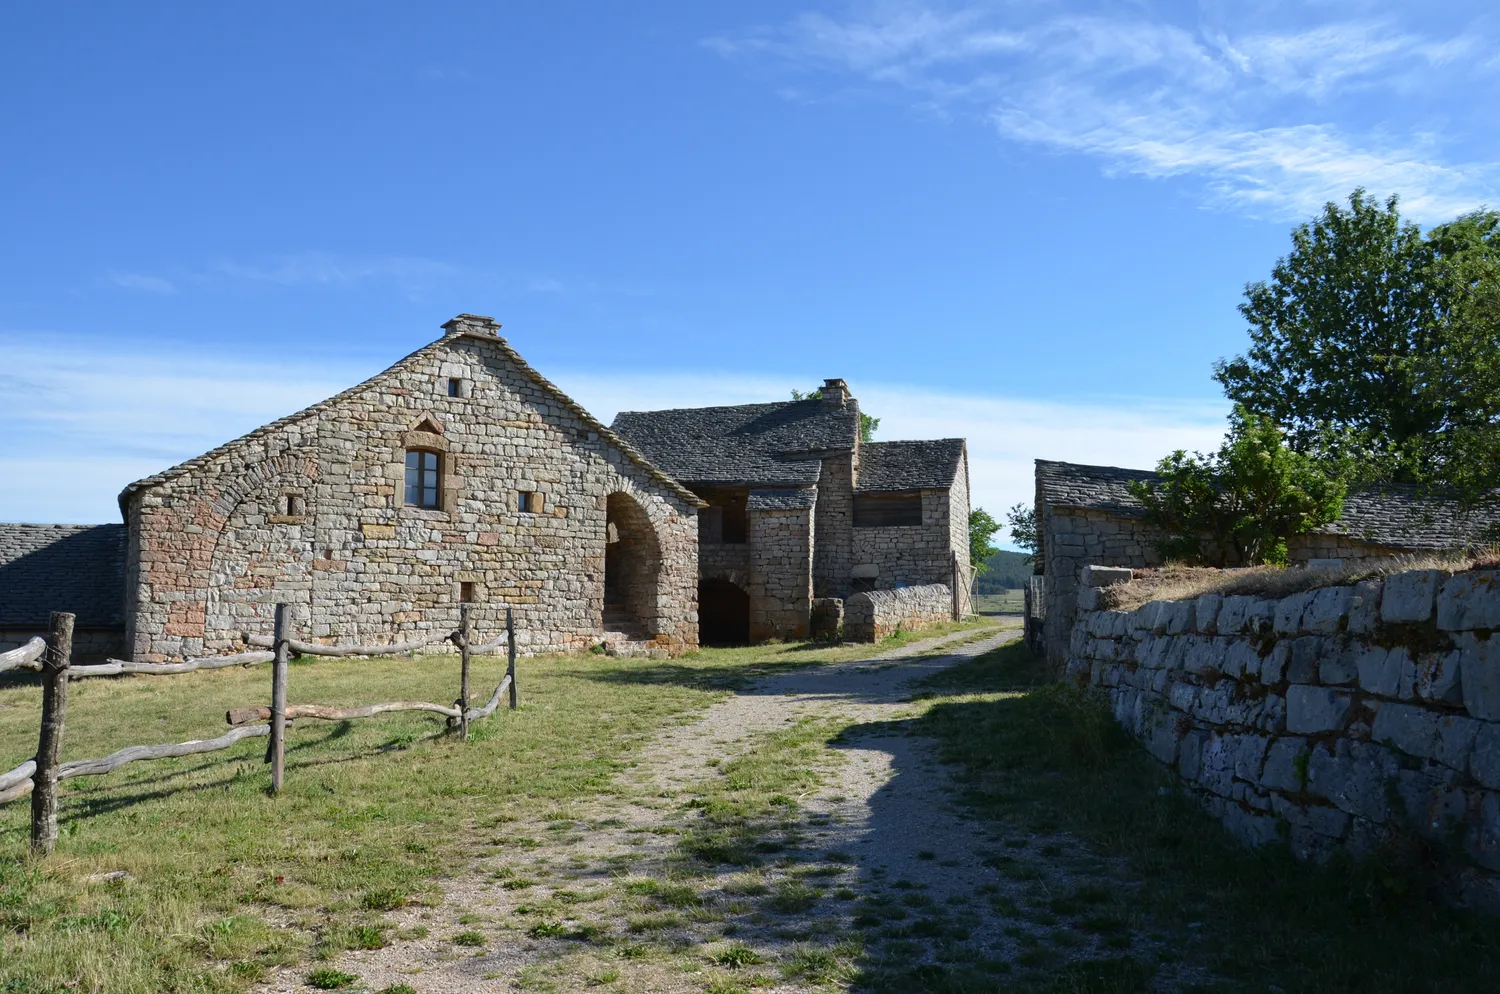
[[0, 604, 520, 851]]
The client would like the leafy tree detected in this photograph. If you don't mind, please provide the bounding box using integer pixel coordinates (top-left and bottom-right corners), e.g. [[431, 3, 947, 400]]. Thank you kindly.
[[1214, 189, 1500, 488], [1128, 408, 1347, 566], [969, 508, 1002, 574], [1006, 503, 1038, 563], [791, 387, 880, 442]]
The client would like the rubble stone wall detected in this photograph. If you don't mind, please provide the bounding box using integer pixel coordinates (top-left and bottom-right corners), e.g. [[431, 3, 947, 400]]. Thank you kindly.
[[748, 506, 813, 641], [845, 583, 952, 642], [852, 489, 962, 593], [124, 330, 701, 660], [1067, 565, 1500, 908]]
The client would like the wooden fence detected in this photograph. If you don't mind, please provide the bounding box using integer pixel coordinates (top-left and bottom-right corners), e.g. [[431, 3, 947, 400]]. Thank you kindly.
[[0, 603, 519, 854]]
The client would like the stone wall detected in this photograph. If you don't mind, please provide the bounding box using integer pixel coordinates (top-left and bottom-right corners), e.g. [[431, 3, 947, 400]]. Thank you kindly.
[[851, 489, 962, 593], [813, 452, 855, 599], [748, 506, 814, 641], [0, 627, 122, 665], [845, 583, 952, 642], [1039, 506, 1163, 669], [1067, 565, 1500, 908], [123, 323, 701, 660]]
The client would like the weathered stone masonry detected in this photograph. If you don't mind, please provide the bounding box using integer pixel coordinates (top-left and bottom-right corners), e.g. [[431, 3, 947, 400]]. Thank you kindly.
[[120, 316, 704, 660], [1068, 565, 1500, 909]]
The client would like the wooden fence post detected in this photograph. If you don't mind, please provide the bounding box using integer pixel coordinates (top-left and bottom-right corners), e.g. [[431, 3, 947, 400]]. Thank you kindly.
[[270, 604, 290, 795], [31, 611, 74, 855], [506, 607, 519, 710], [458, 602, 472, 741], [951, 551, 961, 621]]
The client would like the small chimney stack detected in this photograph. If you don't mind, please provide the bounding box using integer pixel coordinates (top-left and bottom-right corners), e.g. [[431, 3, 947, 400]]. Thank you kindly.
[[442, 313, 503, 338], [820, 378, 850, 408]]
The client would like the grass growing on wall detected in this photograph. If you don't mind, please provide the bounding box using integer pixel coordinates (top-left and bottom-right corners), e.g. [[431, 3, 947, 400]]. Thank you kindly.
[[914, 641, 1500, 993], [0, 620, 988, 994]]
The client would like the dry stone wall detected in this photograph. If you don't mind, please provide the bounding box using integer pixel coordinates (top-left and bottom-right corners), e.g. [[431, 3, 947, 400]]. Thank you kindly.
[[747, 506, 814, 641], [851, 489, 961, 592], [845, 583, 952, 642], [1067, 565, 1500, 909]]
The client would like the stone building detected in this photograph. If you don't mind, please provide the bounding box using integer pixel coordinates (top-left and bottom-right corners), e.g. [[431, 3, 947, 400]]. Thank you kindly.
[[1035, 458, 1500, 668], [114, 314, 705, 660], [613, 381, 971, 643]]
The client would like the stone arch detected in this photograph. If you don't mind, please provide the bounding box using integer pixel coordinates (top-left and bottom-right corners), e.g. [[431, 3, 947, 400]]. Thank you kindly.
[[698, 577, 750, 645], [203, 464, 319, 649], [604, 490, 664, 637]]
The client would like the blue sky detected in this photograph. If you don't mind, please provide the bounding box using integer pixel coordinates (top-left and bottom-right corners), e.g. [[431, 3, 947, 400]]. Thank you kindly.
[[2, 2, 1496, 541]]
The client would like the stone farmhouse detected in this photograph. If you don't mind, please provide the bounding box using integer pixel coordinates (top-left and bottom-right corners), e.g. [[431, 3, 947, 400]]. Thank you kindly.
[[613, 384, 972, 643], [0, 315, 972, 661], [1034, 458, 1500, 667]]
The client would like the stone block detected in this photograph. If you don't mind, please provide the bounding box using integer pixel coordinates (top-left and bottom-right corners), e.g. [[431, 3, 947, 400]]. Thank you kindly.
[[1144, 715, 1181, 765], [1198, 734, 1238, 796], [1217, 595, 1255, 634], [1415, 648, 1465, 707], [1077, 586, 1100, 611], [1308, 804, 1351, 838], [1222, 639, 1261, 679], [1370, 702, 1441, 760], [1307, 740, 1400, 823], [1261, 640, 1290, 684], [1287, 636, 1325, 684], [1346, 579, 1382, 635], [1302, 585, 1353, 634], [1286, 685, 1353, 734], [1196, 594, 1223, 634], [1222, 805, 1279, 847], [1274, 591, 1311, 635], [1164, 600, 1195, 635], [1319, 645, 1359, 686], [1355, 644, 1399, 697], [1458, 633, 1500, 720], [1437, 571, 1500, 631], [1468, 791, 1500, 872], [1248, 599, 1276, 634], [1183, 636, 1221, 676], [1169, 680, 1197, 712], [1233, 733, 1270, 781], [1082, 565, 1133, 587], [1472, 722, 1500, 789], [1260, 737, 1307, 792], [1179, 729, 1206, 780], [1381, 569, 1446, 624]]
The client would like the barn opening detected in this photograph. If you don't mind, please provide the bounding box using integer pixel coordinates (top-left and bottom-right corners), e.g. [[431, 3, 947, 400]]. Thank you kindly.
[[698, 578, 750, 645], [604, 492, 661, 637]]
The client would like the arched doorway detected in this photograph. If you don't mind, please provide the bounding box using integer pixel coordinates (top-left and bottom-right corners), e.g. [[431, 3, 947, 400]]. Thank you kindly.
[[698, 578, 750, 645], [604, 492, 662, 637]]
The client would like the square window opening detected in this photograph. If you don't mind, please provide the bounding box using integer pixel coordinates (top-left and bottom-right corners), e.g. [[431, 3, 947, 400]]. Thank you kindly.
[[447, 378, 463, 398], [518, 491, 542, 514], [460, 581, 476, 603], [405, 449, 443, 509]]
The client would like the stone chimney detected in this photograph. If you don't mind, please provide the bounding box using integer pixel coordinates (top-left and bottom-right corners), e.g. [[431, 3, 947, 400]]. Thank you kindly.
[[442, 313, 503, 338], [820, 378, 850, 408]]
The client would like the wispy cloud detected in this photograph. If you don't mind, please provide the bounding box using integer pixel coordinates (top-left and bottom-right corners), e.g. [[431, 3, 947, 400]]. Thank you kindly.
[[105, 271, 177, 295], [0, 334, 1227, 536], [209, 252, 458, 289], [708, 2, 1499, 220]]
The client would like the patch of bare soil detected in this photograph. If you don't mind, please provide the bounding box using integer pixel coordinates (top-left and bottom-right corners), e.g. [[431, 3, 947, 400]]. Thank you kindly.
[[256, 626, 1187, 993]]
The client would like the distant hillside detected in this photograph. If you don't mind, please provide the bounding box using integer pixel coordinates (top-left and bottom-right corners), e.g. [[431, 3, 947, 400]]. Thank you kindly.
[[973, 549, 1034, 593]]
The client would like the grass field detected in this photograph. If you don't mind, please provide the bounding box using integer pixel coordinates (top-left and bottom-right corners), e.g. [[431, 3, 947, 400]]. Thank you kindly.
[[0, 620, 987, 994], [973, 590, 1024, 614]]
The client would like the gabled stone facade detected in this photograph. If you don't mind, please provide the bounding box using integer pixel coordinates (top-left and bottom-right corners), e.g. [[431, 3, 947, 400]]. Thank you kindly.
[[119, 315, 703, 660]]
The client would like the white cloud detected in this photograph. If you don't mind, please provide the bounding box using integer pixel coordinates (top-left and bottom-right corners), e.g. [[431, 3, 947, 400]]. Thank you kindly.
[[0, 335, 1227, 541], [105, 271, 177, 295], [209, 252, 458, 289], [708, 3, 1500, 221]]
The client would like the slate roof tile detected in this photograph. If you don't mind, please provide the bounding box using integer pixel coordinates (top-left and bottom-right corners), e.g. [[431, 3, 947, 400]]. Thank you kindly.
[[611, 400, 859, 486], [856, 439, 965, 493], [748, 488, 818, 510], [0, 523, 126, 628]]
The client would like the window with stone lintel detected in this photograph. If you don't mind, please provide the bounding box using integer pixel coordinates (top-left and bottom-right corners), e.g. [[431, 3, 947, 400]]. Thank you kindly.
[[405, 449, 443, 509]]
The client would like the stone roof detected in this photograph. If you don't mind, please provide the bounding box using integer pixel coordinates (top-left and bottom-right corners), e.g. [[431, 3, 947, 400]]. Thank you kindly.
[[611, 401, 860, 486], [0, 523, 126, 628], [748, 488, 818, 510], [119, 316, 705, 511], [856, 439, 965, 493], [1035, 459, 1500, 551]]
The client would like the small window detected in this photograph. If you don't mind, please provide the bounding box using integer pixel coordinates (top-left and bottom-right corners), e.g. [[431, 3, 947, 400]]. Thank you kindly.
[[518, 491, 542, 513], [285, 494, 306, 517], [405, 449, 443, 509], [460, 581, 476, 603], [447, 378, 462, 398]]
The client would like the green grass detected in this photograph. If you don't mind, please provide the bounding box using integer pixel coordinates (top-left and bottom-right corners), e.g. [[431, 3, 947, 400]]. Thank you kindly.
[[974, 591, 1025, 615], [0, 628, 991, 994], [908, 639, 1500, 993]]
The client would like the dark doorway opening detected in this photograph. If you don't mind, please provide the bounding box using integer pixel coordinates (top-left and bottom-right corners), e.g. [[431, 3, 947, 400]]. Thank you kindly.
[[604, 492, 661, 638], [699, 578, 750, 646]]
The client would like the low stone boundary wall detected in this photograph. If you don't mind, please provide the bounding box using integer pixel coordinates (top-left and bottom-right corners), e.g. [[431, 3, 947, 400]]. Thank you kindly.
[[1067, 565, 1500, 909], [845, 584, 951, 642]]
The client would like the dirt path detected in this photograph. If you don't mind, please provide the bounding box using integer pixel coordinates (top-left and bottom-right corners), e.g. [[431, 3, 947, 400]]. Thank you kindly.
[[259, 625, 1167, 993]]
